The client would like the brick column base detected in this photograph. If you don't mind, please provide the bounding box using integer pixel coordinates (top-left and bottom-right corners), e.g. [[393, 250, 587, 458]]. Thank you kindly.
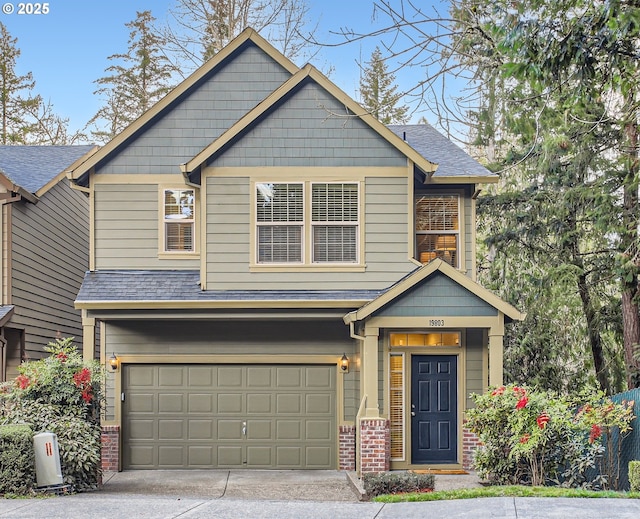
[[462, 423, 482, 471], [101, 425, 120, 472], [339, 425, 356, 471], [360, 418, 390, 474]]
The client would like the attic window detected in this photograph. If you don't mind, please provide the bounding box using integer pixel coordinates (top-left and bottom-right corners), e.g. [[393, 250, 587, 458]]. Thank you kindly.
[[163, 189, 195, 252], [415, 194, 459, 267]]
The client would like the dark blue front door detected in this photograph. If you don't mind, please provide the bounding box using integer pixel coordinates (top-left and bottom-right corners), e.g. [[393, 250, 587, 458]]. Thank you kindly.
[[411, 355, 457, 464]]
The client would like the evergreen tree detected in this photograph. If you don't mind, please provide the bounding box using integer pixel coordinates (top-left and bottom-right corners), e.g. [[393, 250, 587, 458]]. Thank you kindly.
[[358, 46, 409, 124], [0, 22, 38, 144], [89, 11, 176, 142]]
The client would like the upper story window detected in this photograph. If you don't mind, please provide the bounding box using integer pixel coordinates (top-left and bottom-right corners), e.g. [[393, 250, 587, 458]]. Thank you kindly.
[[312, 183, 358, 263], [257, 183, 304, 263], [163, 188, 195, 252], [415, 194, 459, 267], [256, 182, 359, 264]]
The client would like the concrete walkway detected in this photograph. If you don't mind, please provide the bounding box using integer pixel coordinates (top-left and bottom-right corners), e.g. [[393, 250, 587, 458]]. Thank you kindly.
[[0, 471, 639, 518]]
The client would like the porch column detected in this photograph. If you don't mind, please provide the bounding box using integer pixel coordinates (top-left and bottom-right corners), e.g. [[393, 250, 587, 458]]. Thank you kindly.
[[488, 315, 505, 387], [361, 326, 380, 417], [82, 310, 96, 363]]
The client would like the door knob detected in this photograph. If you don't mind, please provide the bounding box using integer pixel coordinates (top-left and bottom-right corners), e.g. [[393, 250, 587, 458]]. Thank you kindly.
[[411, 412, 416, 416]]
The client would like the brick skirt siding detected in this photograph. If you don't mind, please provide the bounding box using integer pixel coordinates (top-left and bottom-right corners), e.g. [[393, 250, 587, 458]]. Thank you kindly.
[[360, 418, 390, 473], [463, 423, 482, 471], [338, 424, 356, 470], [101, 425, 120, 472]]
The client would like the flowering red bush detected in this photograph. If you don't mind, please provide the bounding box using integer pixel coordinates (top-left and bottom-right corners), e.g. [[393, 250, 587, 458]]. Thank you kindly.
[[468, 384, 635, 489]]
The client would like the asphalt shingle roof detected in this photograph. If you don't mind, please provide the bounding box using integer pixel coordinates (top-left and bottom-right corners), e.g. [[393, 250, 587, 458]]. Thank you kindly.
[[0, 145, 95, 193], [388, 124, 495, 179], [76, 270, 384, 304]]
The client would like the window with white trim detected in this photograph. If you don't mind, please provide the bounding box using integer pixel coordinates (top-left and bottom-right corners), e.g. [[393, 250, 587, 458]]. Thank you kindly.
[[255, 182, 359, 264], [312, 183, 358, 263], [415, 194, 459, 267], [256, 183, 303, 263], [163, 189, 195, 252]]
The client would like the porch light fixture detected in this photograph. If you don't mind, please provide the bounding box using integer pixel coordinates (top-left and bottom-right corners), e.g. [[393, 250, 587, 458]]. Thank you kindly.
[[109, 353, 119, 372], [340, 353, 349, 373]]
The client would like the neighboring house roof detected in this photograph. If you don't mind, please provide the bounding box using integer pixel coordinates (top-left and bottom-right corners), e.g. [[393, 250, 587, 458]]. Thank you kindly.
[[0, 305, 14, 327], [0, 145, 97, 198], [388, 124, 497, 182], [75, 270, 383, 309], [343, 259, 525, 324]]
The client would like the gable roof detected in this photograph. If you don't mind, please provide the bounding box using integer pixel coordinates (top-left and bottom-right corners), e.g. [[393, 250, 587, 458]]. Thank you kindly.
[[181, 64, 438, 178], [388, 124, 497, 183], [0, 145, 96, 201], [343, 259, 525, 324], [67, 28, 299, 184]]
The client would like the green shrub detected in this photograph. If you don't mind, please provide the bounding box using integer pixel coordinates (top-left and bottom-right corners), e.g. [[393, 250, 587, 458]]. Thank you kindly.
[[0, 424, 35, 495], [362, 471, 435, 497], [629, 461, 640, 492], [466, 385, 634, 489], [0, 338, 103, 491]]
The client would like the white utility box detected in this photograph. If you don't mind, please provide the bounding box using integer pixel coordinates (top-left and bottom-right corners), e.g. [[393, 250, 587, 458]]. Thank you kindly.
[[33, 432, 63, 487]]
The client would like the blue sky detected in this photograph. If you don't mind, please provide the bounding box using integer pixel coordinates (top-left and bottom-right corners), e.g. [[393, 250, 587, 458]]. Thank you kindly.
[[1, 0, 451, 135]]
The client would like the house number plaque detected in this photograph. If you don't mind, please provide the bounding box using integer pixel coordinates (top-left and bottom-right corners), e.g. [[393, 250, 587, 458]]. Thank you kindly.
[[429, 319, 445, 327]]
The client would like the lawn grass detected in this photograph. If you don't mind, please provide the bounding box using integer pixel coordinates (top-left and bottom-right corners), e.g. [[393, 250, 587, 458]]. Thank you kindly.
[[373, 485, 640, 503]]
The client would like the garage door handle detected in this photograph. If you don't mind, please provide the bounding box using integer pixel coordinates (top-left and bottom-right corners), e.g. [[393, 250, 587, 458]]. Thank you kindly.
[[242, 422, 246, 436]]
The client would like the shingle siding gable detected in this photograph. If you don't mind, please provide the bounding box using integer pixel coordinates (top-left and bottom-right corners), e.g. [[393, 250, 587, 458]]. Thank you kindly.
[[210, 81, 407, 168], [375, 272, 498, 317], [96, 43, 293, 175]]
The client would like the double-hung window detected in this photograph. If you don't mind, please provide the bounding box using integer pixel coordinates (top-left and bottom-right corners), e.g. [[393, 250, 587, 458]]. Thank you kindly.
[[163, 188, 195, 252], [257, 183, 304, 263], [312, 183, 358, 263], [255, 182, 359, 264], [415, 194, 459, 267]]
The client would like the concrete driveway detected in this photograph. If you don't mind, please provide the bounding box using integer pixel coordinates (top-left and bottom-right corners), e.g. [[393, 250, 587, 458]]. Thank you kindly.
[[1, 471, 640, 518]]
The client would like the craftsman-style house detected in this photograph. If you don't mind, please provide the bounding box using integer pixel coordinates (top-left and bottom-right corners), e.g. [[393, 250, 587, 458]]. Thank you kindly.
[[68, 29, 523, 473], [0, 145, 96, 382]]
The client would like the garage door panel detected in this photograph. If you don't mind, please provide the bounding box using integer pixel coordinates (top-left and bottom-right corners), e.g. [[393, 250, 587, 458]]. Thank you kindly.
[[158, 366, 184, 386], [218, 419, 243, 440], [276, 393, 301, 413], [188, 393, 213, 413], [306, 393, 332, 414], [128, 393, 155, 413], [306, 420, 331, 440], [218, 366, 243, 387], [188, 446, 214, 466], [276, 420, 301, 440], [276, 366, 302, 387], [127, 419, 155, 440], [158, 446, 184, 466], [247, 420, 272, 440], [246, 366, 272, 386], [128, 445, 154, 467], [306, 447, 332, 467], [246, 446, 272, 466], [218, 445, 243, 466], [218, 393, 243, 413], [158, 419, 184, 439], [123, 364, 336, 469], [247, 393, 272, 413], [188, 419, 213, 439], [158, 393, 184, 413], [306, 366, 333, 388], [188, 367, 214, 386]]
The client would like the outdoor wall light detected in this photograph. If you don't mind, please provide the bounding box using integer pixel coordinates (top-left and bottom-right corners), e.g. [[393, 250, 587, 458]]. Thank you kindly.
[[109, 353, 119, 372], [340, 353, 349, 373]]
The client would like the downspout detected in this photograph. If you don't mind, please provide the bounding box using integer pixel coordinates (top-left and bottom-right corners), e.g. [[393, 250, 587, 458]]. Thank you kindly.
[[0, 334, 5, 383]]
